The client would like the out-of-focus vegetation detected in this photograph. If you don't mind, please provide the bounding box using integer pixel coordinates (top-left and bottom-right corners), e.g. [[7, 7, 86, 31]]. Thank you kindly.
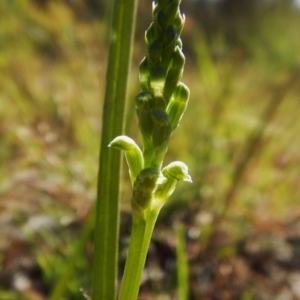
[[0, 0, 300, 299]]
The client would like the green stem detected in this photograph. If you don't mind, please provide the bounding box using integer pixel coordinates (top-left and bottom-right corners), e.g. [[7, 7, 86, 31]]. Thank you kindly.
[[118, 207, 160, 300], [92, 0, 137, 299], [143, 145, 154, 168]]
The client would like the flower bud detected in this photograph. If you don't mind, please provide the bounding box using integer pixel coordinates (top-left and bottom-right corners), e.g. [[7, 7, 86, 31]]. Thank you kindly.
[[166, 82, 190, 131], [163, 25, 177, 49], [150, 66, 166, 97], [164, 0, 181, 25], [135, 92, 155, 141], [157, 11, 168, 29], [150, 109, 172, 168], [153, 13, 163, 38], [131, 167, 166, 219], [148, 40, 162, 67], [163, 46, 185, 102], [162, 26, 178, 70], [151, 109, 172, 148], [156, 0, 169, 11]]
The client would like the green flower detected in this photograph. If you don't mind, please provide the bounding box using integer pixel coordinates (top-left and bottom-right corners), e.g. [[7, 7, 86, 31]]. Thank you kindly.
[[108, 135, 143, 185], [155, 161, 192, 202]]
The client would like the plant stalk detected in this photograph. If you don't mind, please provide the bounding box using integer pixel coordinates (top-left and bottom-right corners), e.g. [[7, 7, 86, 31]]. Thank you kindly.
[[118, 208, 160, 300]]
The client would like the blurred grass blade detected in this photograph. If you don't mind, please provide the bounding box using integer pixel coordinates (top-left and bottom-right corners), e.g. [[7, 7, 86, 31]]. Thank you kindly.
[[92, 0, 138, 299], [175, 223, 189, 300]]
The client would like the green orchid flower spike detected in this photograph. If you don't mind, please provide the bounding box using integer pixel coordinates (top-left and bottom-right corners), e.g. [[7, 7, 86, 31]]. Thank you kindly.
[[110, 1, 191, 299]]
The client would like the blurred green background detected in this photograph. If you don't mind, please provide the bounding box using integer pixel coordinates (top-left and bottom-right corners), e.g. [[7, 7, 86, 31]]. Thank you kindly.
[[1, 0, 300, 299]]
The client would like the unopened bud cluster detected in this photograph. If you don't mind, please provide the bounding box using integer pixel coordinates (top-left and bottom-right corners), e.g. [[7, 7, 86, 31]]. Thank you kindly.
[[136, 0, 190, 169]]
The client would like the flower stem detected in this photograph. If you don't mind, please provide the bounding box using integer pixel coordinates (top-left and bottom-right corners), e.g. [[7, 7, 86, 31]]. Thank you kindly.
[[118, 207, 160, 300]]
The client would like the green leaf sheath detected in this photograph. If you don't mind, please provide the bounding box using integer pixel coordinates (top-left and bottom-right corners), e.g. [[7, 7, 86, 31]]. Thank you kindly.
[[91, 0, 138, 299]]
